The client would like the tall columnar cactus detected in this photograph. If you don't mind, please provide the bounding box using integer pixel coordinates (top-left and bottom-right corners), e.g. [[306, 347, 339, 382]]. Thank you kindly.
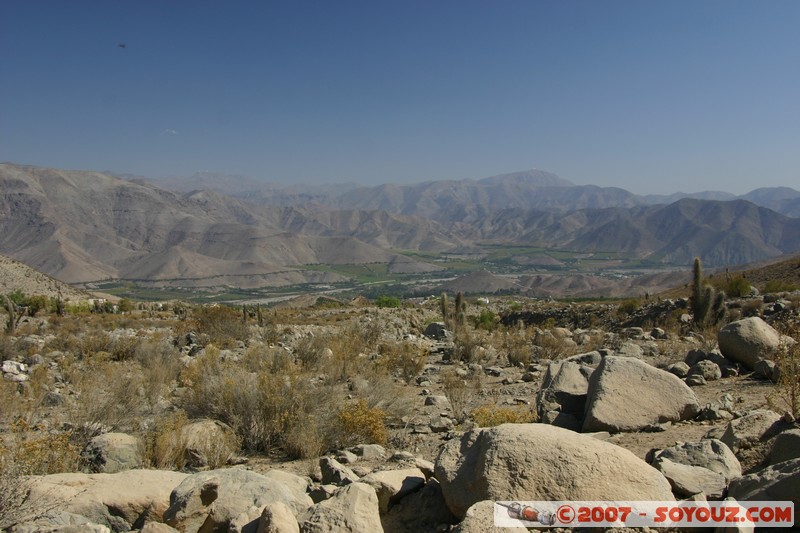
[[454, 291, 466, 329], [4, 295, 20, 334], [56, 290, 65, 316], [690, 258, 725, 327], [440, 292, 467, 332], [440, 292, 450, 327]]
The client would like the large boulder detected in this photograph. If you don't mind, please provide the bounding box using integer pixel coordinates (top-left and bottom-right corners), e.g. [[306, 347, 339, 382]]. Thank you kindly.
[[81, 432, 142, 474], [258, 501, 301, 533], [582, 356, 700, 432], [769, 429, 800, 465], [536, 361, 593, 423], [179, 419, 238, 468], [164, 468, 312, 532], [728, 458, 800, 515], [379, 479, 456, 533], [718, 317, 780, 370], [720, 409, 783, 453], [651, 439, 742, 499], [10, 511, 112, 533], [652, 457, 727, 499], [23, 470, 187, 531], [434, 423, 674, 519], [653, 439, 741, 481], [360, 468, 426, 513], [423, 322, 451, 341], [299, 482, 383, 533], [319, 456, 359, 485]]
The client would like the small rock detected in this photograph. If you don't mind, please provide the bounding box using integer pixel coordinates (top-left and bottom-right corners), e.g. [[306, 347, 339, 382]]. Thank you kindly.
[[320, 456, 360, 485], [667, 362, 690, 378], [688, 360, 722, 381], [350, 444, 386, 460], [424, 395, 452, 409], [685, 374, 707, 387], [335, 450, 359, 464]]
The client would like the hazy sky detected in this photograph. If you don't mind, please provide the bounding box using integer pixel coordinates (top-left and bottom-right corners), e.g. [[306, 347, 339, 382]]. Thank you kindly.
[[2, 1, 799, 194]]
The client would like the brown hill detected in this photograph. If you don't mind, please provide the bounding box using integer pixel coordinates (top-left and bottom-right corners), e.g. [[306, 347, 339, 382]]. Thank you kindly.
[[0, 254, 89, 301], [2, 162, 799, 292], [0, 163, 445, 285]]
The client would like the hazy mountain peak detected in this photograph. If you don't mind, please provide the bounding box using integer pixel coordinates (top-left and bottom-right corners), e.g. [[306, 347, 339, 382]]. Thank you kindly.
[[477, 169, 574, 188]]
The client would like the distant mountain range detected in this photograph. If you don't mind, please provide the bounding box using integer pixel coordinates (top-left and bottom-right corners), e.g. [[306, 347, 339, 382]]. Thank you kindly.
[[2, 162, 799, 287], [149, 169, 800, 218]]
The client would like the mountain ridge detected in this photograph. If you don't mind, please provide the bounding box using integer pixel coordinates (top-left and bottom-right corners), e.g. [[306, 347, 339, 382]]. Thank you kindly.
[[2, 163, 799, 290]]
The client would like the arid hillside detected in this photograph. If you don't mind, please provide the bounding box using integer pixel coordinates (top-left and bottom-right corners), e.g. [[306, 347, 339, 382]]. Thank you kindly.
[[2, 163, 799, 297], [0, 254, 89, 301], [1, 259, 799, 530]]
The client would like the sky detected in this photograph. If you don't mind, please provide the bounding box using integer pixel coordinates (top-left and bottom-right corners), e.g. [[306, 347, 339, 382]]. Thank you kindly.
[[1, 1, 799, 195]]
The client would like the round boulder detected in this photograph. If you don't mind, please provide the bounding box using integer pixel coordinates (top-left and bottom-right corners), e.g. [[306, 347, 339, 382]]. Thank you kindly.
[[164, 468, 312, 532], [82, 432, 142, 474], [434, 423, 674, 519], [582, 356, 700, 433], [718, 317, 780, 370]]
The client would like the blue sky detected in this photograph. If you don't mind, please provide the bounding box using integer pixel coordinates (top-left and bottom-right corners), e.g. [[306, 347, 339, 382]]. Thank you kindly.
[[1, 1, 799, 194]]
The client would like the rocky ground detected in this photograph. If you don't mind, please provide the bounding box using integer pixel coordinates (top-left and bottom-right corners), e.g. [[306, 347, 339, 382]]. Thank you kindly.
[[1, 290, 799, 532]]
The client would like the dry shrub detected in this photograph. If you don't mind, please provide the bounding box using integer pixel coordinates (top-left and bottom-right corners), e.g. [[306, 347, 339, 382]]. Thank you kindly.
[[322, 320, 383, 381], [496, 327, 534, 366], [351, 371, 413, 426], [77, 331, 112, 358], [0, 453, 29, 530], [0, 380, 23, 426], [442, 368, 482, 423], [241, 344, 293, 374], [768, 324, 800, 419], [337, 399, 388, 447], [141, 411, 240, 470], [533, 330, 573, 360], [470, 404, 537, 427], [452, 330, 485, 363], [294, 333, 330, 369], [192, 305, 249, 347], [741, 299, 763, 318], [183, 350, 342, 457], [379, 340, 426, 383], [142, 411, 190, 470], [134, 335, 182, 408], [70, 361, 151, 438], [0, 420, 80, 476], [108, 334, 140, 362]]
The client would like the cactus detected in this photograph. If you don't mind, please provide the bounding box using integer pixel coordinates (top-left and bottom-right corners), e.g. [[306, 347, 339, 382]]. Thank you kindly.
[[690, 258, 725, 327], [454, 291, 466, 329], [4, 295, 23, 334], [55, 290, 65, 316], [440, 292, 467, 333], [440, 293, 450, 328], [256, 304, 264, 327], [174, 303, 187, 321]]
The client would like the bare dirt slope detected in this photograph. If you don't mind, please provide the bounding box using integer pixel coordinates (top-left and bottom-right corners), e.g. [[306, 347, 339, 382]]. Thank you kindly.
[[0, 253, 89, 301]]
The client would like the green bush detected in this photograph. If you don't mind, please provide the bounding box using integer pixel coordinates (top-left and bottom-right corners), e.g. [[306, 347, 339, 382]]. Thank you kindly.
[[723, 276, 751, 298], [473, 309, 498, 331], [764, 280, 800, 293], [617, 299, 640, 316], [375, 295, 401, 308]]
